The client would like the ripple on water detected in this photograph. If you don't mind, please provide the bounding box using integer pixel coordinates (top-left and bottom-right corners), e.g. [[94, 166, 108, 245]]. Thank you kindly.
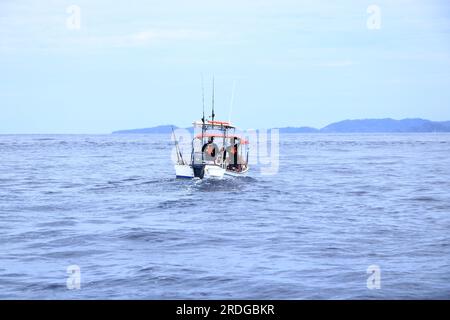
[[1, 133, 450, 299]]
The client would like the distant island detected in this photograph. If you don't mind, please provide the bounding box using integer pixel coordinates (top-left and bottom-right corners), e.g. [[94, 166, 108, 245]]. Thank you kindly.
[[112, 125, 179, 134], [112, 118, 450, 134]]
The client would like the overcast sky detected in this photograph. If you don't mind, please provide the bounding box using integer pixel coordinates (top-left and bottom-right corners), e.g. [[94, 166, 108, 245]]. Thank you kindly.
[[1, 0, 450, 133]]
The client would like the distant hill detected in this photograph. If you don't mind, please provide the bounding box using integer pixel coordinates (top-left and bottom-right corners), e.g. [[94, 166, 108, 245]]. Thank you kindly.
[[321, 118, 450, 133], [276, 126, 319, 133], [112, 118, 450, 134], [112, 125, 176, 134]]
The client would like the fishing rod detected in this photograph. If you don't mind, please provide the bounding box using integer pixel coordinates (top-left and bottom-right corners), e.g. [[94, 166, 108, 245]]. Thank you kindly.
[[201, 74, 205, 126], [211, 76, 215, 123], [228, 80, 236, 124], [201, 75, 205, 162], [171, 126, 185, 165]]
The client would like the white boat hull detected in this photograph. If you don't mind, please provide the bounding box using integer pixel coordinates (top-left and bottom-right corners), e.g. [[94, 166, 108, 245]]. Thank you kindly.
[[175, 164, 225, 179], [175, 164, 194, 179], [204, 165, 225, 179], [224, 166, 249, 177]]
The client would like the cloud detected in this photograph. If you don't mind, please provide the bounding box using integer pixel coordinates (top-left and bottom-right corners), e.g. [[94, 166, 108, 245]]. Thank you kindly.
[[128, 28, 212, 46], [0, 26, 213, 53], [63, 28, 214, 50], [314, 60, 359, 67], [0, 1, 214, 53]]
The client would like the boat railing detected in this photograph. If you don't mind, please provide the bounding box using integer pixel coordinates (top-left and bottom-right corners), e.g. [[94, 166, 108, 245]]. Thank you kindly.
[[192, 151, 221, 166]]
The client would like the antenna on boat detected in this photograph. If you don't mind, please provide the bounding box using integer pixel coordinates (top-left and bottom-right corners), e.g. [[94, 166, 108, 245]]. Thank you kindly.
[[211, 76, 215, 122], [201, 74, 205, 125], [228, 80, 236, 124], [201, 75, 205, 163]]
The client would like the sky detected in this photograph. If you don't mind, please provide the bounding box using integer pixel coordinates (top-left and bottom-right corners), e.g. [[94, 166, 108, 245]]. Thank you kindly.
[[0, 0, 450, 133]]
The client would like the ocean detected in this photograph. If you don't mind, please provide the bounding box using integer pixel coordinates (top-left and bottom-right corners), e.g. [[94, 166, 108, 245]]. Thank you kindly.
[[0, 133, 449, 299]]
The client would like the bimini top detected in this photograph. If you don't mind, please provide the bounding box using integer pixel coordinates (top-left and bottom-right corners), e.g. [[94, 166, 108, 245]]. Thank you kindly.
[[207, 120, 233, 127], [195, 133, 249, 145], [193, 120, 236, 129]]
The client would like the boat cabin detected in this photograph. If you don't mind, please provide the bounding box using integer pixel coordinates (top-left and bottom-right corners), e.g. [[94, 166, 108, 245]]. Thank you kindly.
[[191, 120, 249, 173]]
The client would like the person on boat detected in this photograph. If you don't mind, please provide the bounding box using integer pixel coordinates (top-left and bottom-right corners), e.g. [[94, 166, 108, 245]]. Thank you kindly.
[[202, 137, 218, 161], [226, 137, 240, 170]]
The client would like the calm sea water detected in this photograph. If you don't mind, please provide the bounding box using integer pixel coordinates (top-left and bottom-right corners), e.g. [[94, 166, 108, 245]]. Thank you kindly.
[[0, 133, 449, 299]]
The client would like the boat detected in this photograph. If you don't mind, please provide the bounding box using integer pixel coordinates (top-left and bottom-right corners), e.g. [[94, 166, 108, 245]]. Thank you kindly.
[[173, 120, 250, 179], [173, 80, 249, 179]]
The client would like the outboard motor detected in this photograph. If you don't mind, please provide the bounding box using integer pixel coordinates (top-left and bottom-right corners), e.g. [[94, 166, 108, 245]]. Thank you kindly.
[[192, 164, 205, 179]]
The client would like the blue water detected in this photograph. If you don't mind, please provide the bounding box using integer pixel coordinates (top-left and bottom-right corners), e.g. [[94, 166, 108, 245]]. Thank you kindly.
[[0, 133, 449, 299]]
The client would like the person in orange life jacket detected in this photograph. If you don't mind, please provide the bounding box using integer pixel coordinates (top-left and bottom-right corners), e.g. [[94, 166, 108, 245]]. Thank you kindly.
[[225, 137, 239, 167], [202, 137, 218, 160]]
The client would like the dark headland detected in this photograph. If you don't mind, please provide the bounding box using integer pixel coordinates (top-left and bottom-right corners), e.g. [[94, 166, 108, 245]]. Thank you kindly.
[[112, 118, 450, 134]]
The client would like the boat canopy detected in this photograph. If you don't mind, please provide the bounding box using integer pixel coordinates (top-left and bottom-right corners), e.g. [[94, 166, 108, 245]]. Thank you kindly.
[[194, 133, 249, 145], [193, 120, 236, 129], [207, 120, 233, 127]]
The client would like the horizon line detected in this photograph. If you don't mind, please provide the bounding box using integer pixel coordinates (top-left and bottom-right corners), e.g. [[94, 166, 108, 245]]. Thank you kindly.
[[3, 117, 450, 135]]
